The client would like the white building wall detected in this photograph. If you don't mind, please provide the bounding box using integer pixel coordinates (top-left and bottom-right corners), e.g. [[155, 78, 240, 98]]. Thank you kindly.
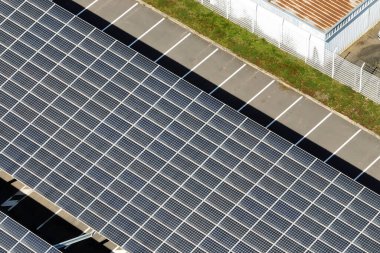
[[256, 6, 282, 43], [229, 0, 256, 21], [282, 20, 310, 57], [229, 0, 257, 31], [327, 0, 380, 52], [368, 0, 380, 26]]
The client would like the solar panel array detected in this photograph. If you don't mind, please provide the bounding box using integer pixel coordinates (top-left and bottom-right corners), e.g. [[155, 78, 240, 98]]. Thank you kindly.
[[0, 0, 380, 252], [0, 211, 61, 253]]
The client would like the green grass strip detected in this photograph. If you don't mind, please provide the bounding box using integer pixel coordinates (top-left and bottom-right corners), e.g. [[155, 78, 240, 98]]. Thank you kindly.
[[143, 0, 380, 136]]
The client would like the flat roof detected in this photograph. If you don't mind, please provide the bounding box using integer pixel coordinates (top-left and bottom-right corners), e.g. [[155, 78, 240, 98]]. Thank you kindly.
[[270, 0, 365, 30]]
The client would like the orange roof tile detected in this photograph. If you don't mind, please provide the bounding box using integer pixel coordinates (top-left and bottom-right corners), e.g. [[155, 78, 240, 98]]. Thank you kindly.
[[270, 0, 365, 30]]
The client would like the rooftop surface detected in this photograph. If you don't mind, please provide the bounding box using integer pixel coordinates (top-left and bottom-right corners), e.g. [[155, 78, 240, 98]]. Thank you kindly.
[[270, 0, 365, 30]]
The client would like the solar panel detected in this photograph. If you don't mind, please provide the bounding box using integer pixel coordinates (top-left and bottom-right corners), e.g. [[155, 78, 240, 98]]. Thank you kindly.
[[0, 211, 61, 253], [0, 0, 380, 252]]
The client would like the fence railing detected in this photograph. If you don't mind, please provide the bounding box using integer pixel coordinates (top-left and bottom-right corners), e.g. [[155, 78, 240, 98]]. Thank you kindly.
[[198, 0, 380, 104]]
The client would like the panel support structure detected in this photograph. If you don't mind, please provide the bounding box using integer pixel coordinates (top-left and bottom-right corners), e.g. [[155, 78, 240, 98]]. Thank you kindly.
[[1, 186, 32, 211], [54, 231, 95, 249], [113, 247, 127, 253], [359, 62, 365, 92], [331, 47, 338, 78], [252, 3, 258, 33], [279, 17, 284, 48], [305, 34, 311, 63]]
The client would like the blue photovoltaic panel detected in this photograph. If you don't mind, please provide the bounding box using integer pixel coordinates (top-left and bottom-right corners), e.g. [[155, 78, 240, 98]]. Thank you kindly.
[[0, 0, 380, 252], [0, 211, 61, 253]]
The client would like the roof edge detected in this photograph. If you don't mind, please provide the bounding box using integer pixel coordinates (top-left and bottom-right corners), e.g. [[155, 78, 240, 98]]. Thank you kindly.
[[325, 0, 376, 40]]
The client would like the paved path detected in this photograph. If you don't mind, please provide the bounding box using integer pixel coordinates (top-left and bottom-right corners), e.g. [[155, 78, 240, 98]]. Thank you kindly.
[[53, 0, 380, 193]]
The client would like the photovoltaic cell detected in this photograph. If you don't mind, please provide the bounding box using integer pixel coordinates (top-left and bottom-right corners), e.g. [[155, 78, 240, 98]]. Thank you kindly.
[[0, 1, 379, 253], [0, 211, 61, 253]]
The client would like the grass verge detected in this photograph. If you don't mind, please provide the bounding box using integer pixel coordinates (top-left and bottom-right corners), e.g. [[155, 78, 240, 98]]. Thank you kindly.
[[142, 0, 380, 136]]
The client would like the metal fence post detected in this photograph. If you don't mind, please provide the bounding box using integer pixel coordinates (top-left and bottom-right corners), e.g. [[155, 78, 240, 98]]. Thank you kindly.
[[305, 34, 311, 63], [226, 0, 230, 19], [252, 3, 258, 33], [279, 18, 284, 48], [331, 47, 338, 78], [359, 62, 365, 92]]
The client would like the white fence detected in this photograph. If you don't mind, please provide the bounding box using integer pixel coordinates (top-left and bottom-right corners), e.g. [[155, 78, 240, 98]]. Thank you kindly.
[[198, 0, 380, 104]]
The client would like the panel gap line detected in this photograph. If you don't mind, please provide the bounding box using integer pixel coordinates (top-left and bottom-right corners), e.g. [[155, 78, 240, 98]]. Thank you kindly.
[[102, 91, 224, 244], [324, 129, 361, 163], [0, 26, 102, 180], [266, 171, 345, 253], [229, 156, 323, 251], [150, 112, 249, 252], [192, 129, 300, 252], [0, 0, 28, 28], [154, 32, 192, 62], [237, 80, 275, 112], [0, 3, 56, 71], [341, 204, 380, 253], [102, 3, 139, 32], [182, 48, 219, 78], [3, 29, 125, 206], [7, 231, 29, 253], [266, 96, 303, 128], [354, 155, 380, 181], [128, 17, 166, 47], [209, 63, 246, 95], [46, 51, 142, 212], [305, 187, 366, 252], [73, 64, 172, 223]]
